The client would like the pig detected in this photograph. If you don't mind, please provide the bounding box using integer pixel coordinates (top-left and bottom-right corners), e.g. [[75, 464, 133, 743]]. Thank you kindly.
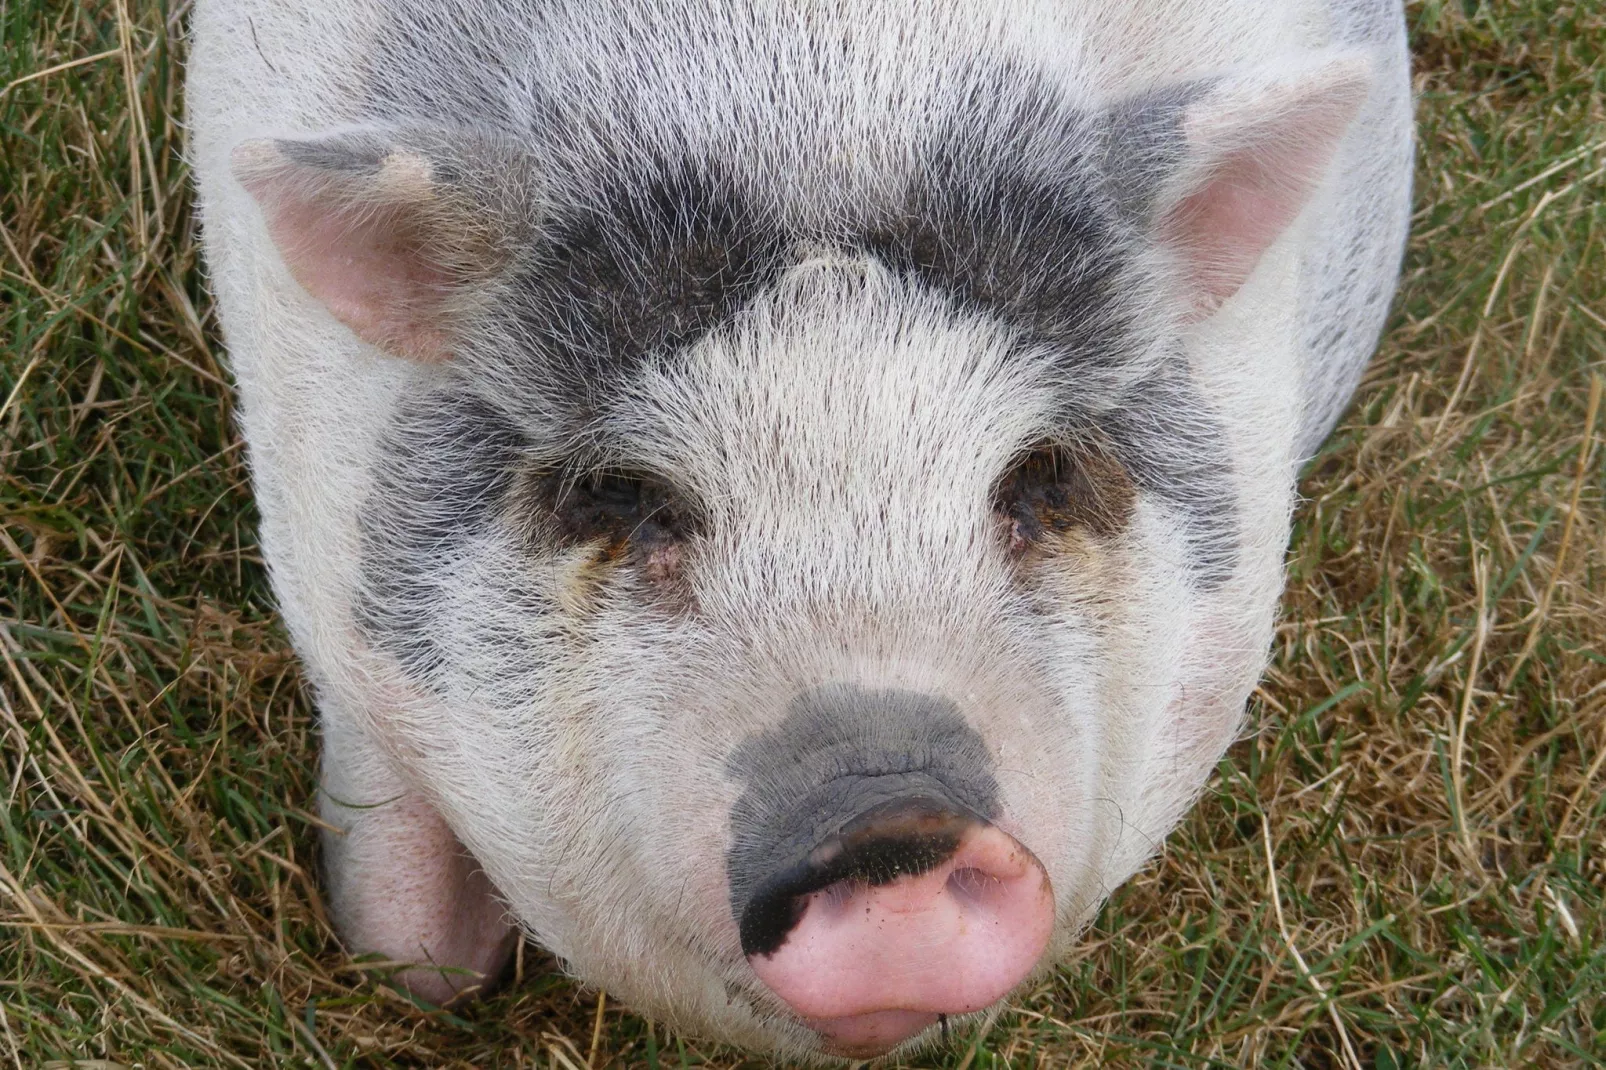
[[187, 0, 1412, 1059]]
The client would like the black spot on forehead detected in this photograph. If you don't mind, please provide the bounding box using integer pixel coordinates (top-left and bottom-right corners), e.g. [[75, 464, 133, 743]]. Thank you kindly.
[[502, 162, 789, 415], [863, 101, 1134, 378]]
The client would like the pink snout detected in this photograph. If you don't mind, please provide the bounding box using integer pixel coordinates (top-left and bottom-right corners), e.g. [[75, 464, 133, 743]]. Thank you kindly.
[[747, 814, 1054, 1057]]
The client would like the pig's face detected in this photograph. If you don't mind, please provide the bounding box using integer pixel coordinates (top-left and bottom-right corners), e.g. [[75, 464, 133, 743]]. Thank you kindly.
[[235, 51, 1369, 1058]]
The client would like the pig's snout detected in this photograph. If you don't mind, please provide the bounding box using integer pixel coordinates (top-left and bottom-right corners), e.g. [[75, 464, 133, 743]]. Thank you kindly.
[[738, 797, 1053, 1056], [724, 685, 1052, 1053]]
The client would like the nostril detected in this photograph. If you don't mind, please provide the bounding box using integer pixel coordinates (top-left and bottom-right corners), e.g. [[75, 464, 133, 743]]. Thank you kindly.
[[810, 878, 858, 919], [737, 797, 975, 957], [945, 865, 1003, 904]]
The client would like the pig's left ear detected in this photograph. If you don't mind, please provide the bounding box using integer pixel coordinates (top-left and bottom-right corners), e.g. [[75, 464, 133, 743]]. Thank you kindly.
[[232, 128, 534, 363], [1145, 55, 1373, 321]]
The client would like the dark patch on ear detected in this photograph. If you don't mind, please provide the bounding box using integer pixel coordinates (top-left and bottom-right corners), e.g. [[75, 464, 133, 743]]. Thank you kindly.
[[725, 685, 999, 956], [276, 134, 391, 175], [1098, 84, 1198, 228], [506, 163, 788, 411], [357, 388, 528, 676]]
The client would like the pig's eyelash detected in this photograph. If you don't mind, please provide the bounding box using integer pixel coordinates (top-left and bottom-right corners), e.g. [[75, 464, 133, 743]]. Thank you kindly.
[[540, 466, 700, 547]]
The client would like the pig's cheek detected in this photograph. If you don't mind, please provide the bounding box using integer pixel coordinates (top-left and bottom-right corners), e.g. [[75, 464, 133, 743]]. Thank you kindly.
[[997, 527, 1132, 923], [1021, 530, 1137, 893], [1119, 521, 1280, 852], [549, 544, 615, 618], [1021, 506, 1211, 907], [330, 628, 442, 773], [547, 537, 696, 618], [1178, 587, 1279, 764]]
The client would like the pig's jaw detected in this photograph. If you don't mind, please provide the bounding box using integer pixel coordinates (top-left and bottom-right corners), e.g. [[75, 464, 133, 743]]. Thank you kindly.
[[811, 1010, 942, 1058]]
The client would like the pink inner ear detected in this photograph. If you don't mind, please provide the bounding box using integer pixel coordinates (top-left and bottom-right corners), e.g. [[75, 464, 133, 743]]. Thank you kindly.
[[1162, 71, 1369, 320], [1166, 151, 1308, 314], [236, 146, 458, 363]]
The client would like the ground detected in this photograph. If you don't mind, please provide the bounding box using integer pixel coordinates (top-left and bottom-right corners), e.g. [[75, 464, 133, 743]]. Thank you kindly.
[[1, 1, 1603, 1066]]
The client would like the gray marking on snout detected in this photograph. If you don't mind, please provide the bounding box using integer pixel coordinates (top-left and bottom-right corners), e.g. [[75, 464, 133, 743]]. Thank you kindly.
[[725, 685, 1000, 954]]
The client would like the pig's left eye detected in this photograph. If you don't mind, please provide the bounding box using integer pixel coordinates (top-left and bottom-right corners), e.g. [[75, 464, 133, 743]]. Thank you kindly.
[[992, 441, 1135, 556], [540, 469, 700, 555]]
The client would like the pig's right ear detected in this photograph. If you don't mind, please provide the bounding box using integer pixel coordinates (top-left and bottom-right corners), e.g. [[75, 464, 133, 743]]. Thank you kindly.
[[1137, 55, 1374, 321], [232, 130, 531, 363]]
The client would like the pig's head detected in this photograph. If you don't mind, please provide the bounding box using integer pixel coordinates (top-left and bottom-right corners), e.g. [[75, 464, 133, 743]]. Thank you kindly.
[[235, 50, 1370, 1059]]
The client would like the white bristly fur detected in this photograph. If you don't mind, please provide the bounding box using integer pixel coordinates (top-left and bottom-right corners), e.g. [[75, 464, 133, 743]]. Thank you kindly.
[[187, 0, 1412, 1059]]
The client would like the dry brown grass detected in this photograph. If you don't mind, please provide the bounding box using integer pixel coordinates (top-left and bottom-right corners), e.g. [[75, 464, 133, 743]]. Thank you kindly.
[[3, 1, 1603, 1067]]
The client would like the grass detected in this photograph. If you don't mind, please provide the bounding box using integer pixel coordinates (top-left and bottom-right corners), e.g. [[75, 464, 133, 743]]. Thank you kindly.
[[2, 0, 1603, 1066]]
